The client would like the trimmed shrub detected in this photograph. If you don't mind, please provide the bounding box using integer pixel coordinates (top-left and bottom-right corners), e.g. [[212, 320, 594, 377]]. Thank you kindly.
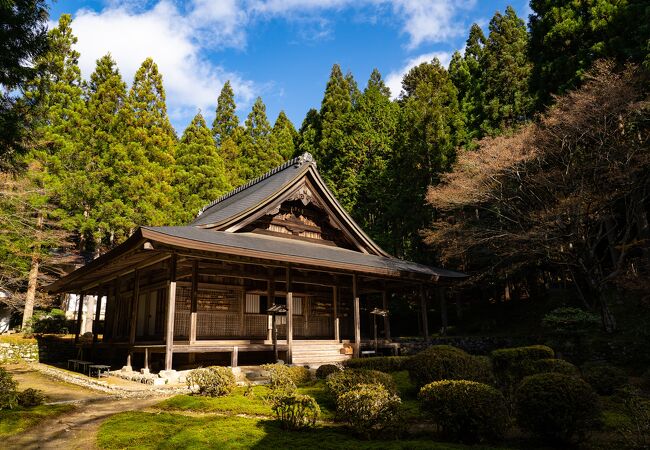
[[262, 364, 297, 393], [418, 380, 509, 443], [326, 369, 397, 400], [521, 358, 580, 377], [272, 393, 320, 430], [17, 388, 46, 407], [316, 364, 341, 380], [288, 366, 312, 386], [336, 383, 402, 439], [515, 373, 601, 443], [407, 345, 493, 389], [0, 367, 18, 410], [491, 345, 555, 388], [344, 356, 411, 373], [581, 363, 627, 395], [186, 366, 236, 397]]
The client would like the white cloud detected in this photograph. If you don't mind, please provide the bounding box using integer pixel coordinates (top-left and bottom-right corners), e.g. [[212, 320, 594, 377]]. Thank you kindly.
[[246, 0, 475, 48], [385, 51, 452, 99], [71, 1, 255, 131]]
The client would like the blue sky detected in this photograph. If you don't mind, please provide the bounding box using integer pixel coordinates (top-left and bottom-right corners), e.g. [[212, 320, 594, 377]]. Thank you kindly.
[[48, 0, 532, 133]]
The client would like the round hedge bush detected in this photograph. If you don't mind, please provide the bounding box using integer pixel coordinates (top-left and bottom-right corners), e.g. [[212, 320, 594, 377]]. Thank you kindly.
[[418, 380, 509, 443], [522, 358, 580, 378], [0, 367, 17, 410], [186, 366, 236, 397], [326, 369, 397, 400], [17, 388, 46, 407], [581, 363, 627, 395], [515, 373, 601, 443], [316, 364, 341, 380], [407, 345, 493, 389], [337, 383, 402, 439], [490, 345, 555, 389], [272, 393, 320, 430]]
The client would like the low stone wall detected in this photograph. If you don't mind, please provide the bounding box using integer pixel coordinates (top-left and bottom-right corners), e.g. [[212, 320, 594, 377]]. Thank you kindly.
[[0, 340, 39, 363]]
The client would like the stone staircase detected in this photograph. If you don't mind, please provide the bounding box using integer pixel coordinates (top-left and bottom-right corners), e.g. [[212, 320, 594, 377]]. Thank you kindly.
[[291, 341, 351, 367]]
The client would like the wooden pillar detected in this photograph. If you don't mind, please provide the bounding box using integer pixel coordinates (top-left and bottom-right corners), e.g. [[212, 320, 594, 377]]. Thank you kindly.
[[231, 346, 238, 367], [266, 276, 275, 341], [75, 293, 85, 343], [111, 278, 121, 341], [353, 274, 360, 358], [164, 255, 177, 372], [382, 289, 391, 340], [420, 284, 430, 343], [439, 287, 448, 335], [286, 267, 293, 364], [189, 260, 198, 344], [93, 290, 104, 345], [333, 285, 340, 342], [128, 270, 140, 346], [143, 347, 149, 371], [85, 295, 96, 334]]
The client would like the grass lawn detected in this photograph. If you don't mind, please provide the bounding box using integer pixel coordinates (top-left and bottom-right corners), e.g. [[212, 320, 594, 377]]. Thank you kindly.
[[97, 411, 503, 450], [0, 404, 75, 438]]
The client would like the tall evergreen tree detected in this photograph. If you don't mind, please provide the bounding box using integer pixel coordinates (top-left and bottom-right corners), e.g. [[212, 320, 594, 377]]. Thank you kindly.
[[212, 80, 239, 145], [239, 97, 282, 180], [351, 69, 399, 248], [480, 6, 532, 134], [449, 23, 486, 144], [297, 108, 321, 157], [175, 112, 230, 223], [122, 58, 177, 227], [0, 0, 49, 168], [317, 64, 356, 206], [529, 0, 649, 105], [390, 59, 463, 259], [271, 110, 298, 161]]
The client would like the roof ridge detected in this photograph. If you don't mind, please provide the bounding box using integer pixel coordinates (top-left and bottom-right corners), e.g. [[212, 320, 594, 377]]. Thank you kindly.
[[195, 152, 316, 218]]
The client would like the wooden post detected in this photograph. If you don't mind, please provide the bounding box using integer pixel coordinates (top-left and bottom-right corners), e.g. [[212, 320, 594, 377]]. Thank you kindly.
[[353, 274, 360, 358], [231, 346, 238, 367], [144, 347, 149, 371], [128, 270, 140, 346], [111, 278, 121, 341], [85, 295, 96, 334], [439, 287, 448, 335], [93, 290, 104, 345], [272, 314, 278, 362], [420, 284, 430, 343], [382, 290, 391, 340], [286, 267, 293, 364], [164, 255, 177, 372], [266, 276, 275, 341], [189, 260, 198, 344], [75, 293, 85, 343], [333, 285, 340, 342]]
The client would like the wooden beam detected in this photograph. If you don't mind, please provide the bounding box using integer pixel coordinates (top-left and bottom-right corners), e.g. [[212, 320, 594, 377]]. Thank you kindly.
[[164, 255, 177, 371], [353, 274, 360, 358], [128, 270, 140, 346], [382, 289, 391, 340], [75, 293, 85, 343], [286, 267, 293, 364], [189, 260, 198, 344], [420, 284, 430, 343]]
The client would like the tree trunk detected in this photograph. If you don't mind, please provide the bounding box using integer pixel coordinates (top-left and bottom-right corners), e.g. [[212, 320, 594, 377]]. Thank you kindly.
[[22, 213, 43, 329]]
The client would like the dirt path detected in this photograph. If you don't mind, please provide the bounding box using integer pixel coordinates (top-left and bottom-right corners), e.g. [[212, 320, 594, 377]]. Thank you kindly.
[[5, 396, 165, 450], [5, 364, 174, 449]]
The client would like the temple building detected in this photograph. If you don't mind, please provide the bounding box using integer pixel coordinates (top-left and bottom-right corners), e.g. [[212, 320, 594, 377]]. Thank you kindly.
[[46, 153, 464, 372]]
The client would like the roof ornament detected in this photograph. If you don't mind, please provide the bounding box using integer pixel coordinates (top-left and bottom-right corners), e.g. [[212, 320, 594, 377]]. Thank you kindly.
[[296, 152, 316, 167]]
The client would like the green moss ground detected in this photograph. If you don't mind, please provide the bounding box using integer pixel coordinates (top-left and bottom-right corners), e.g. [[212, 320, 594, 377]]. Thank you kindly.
[[0, 404, 75, 438]]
